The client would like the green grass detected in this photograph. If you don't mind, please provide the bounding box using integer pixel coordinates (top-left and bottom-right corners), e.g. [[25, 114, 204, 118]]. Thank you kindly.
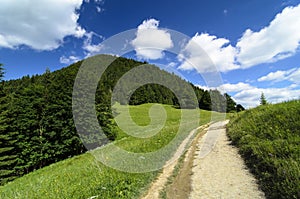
[[0, 104, 225, 199], [227, 100, 300, 199], [114, 103, 211, 153], [1, 153, 155, 199]]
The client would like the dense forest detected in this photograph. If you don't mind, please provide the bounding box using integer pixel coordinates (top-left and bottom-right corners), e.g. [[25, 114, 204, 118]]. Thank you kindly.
[[0, 55, 243, 185]]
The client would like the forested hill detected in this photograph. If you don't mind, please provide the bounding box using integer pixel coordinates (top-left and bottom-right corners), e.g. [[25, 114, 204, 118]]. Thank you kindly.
[[0, 54, 241, 185]]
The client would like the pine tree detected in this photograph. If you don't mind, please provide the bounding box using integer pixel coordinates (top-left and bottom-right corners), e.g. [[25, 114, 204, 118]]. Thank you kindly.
[[236, 104, 245, 112], [0, 65, 18, 185], [225, 93, 237, 112], [0, 64, 4, 80], [260, 92, 268, 105], [199, 90, 211, 110], [0, 95, 17, 184]]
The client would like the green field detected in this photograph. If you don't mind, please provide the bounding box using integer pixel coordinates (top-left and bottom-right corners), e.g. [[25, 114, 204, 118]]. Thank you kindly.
[[0, 104, 224, 199], [227, 100, 300, 199]]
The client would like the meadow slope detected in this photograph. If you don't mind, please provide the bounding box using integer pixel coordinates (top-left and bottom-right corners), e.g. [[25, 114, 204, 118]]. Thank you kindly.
[[0, 104, 224, 199], [227, 100, 300, 199]]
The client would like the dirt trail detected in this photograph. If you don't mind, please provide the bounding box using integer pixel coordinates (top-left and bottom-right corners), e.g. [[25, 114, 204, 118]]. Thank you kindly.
[[141, 121, 265, 199], [190, 120, 265, 199], [141, 124, 208, 199]]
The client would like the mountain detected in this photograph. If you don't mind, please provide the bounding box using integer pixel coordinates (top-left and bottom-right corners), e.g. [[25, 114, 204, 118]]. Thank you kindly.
[[0, 54, 240, 185]]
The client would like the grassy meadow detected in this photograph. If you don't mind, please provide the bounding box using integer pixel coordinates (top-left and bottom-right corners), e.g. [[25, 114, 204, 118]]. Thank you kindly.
[[227, 100, 300, 199], [0, 104, 224, 199]]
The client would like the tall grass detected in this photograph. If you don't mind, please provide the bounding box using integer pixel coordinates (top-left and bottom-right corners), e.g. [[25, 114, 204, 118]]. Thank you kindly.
[[0, 104, 223, 199], [227, 100, 300, 199]]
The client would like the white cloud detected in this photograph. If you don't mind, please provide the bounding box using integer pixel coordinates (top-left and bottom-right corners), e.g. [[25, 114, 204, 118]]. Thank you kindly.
[[195, 83, 252, 93], [96, 6, 103, 13], [74, 27, 86, 38], [195, 85, 212, 91], [178, 33, 239, 73], [131, 19, 173, 60], [258, 70, 288, 82], [167, 62, 177, 67], [287, 68, 300, 84], [233, 86, 300, 108], [236, 4, 300, 68], [258, 68, 300, 84], [197, 81, 300, 108], [60, 55, 81, 64], [0, 0, 85, 50], [82, 32, 104, 57], [218, 82, 253, 93], [177, 4, 300, 73]]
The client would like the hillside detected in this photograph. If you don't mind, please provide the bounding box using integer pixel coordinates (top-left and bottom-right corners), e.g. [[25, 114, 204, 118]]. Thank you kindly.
[[0, 54, 238, 185], [227, 100, 300, 199], [0, 104, 224, 198]]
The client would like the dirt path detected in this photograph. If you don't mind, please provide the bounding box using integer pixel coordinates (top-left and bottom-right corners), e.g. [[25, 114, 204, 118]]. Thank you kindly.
[[163, 125, 209, 199], [141, 121, 265, 199], [141, 124, 209, 199], [189, 120, 265, 199]]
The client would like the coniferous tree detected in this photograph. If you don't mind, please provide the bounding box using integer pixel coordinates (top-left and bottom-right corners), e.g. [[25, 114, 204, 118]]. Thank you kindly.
[[225, 93, 237, 112], [199, 90, 211, 110], [236, 104, 245, 112], [0, 64, 4, 80], [0, 93, 18, 184], [0, 64, 18, 184], [260, 92, 268, 105]]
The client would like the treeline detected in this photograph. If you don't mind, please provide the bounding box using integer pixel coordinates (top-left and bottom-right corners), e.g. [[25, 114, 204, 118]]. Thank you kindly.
[[0, 63, 85, 184], [130, 84, 243, 112], [0, 55, 242, 185], [108, 59, 242, 112]]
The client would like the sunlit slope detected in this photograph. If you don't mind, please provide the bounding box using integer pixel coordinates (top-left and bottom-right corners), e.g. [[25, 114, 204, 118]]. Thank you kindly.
[[227, 100, 300, 199], [1, 104, 224, 199]]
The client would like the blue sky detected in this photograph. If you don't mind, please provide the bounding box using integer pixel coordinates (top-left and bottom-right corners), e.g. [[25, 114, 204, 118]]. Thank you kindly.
[[1, 0, 300, 107]]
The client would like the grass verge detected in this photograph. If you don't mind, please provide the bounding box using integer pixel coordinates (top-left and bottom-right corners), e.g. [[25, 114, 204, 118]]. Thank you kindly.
[[227, 100, 300, 199]]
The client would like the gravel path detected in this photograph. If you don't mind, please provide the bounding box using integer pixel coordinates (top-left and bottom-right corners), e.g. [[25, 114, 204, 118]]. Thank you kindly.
[[189, 120, 265, 199]]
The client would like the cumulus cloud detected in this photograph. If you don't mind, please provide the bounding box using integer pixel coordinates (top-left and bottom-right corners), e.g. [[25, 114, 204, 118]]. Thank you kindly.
[[177, 4, 300, 73], [236, 4, 300, 68], [131, 19, 173, 60], [197, 81, 300, 108], [218, 82, 253, 93], [258, 70, 288, 82], [178, 33, 239, 73], [60, 55, 81, 64], [233, 85, 300, 108], [258, 68, 300, 84], [0, 0, 85, 50]]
